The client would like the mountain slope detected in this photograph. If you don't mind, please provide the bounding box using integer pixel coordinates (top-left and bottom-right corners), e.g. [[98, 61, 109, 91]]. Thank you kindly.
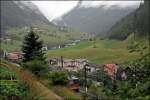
[[108, 1, 149, 40], [1, 61, 63, 100], [53, 4, 138, 34], [0, 1, 52, 34]]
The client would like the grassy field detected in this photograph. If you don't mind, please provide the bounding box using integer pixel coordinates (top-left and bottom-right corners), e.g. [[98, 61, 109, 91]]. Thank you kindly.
[[47, 36, 149, 64]]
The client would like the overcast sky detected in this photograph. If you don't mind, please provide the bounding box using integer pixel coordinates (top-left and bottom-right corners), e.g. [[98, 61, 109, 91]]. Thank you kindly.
[[32, 1, 143, 21]]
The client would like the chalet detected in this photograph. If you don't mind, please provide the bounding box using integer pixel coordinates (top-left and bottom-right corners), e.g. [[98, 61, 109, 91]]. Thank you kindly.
[[7, 52, 23, 62], [85, 63, 100, 73], [103, 64, 118, 80], [48, 57, 60, 65]]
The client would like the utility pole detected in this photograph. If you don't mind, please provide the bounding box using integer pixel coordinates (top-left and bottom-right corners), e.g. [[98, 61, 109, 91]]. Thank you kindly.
[[83, 63, 88, 100], [61, 56, 63, 68]]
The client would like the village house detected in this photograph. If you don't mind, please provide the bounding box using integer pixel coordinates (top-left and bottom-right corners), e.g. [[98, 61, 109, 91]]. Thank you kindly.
[[64, 59, 89, 72], [7, 52, 23, 62], [48, 57, 102, 73], [85, 63, 100, 73], [102, 64, 118, 80], [48, 58, 58, 65], [48, 57, 89, 72]]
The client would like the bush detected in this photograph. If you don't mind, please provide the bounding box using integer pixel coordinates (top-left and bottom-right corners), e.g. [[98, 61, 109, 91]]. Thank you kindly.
[[22, 59, 49, 78], [48, 72, 69, 85], [0, 66, 18, 80], [0, 80, 30, 100]]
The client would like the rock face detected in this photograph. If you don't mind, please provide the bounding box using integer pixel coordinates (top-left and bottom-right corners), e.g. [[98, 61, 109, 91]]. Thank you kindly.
[[1, 1, 51, 34]]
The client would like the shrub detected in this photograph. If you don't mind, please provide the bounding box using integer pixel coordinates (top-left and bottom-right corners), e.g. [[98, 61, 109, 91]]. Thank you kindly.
[[0, 81, 30, 100], [22, 59, 49, 78], [48, 72, 69, 85], [0, 66, 18, 80]]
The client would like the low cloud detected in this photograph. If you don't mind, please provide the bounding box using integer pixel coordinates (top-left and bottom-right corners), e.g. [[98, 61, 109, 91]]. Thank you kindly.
[[32, 1, 143, 21]]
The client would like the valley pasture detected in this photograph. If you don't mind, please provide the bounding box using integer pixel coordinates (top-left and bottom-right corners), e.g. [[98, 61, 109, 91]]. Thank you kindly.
[[47, 39, 146, 64]]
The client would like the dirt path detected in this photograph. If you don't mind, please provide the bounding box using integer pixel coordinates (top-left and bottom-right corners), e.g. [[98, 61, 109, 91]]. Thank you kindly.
[[1, 62, 63, 100]]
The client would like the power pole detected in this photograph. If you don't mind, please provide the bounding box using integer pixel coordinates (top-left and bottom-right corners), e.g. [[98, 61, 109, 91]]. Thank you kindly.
[[83, 63, 88, 100], [61, 56, 63, 68]]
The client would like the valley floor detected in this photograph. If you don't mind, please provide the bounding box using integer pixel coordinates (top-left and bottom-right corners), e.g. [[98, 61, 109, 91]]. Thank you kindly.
[[47, 38, 149, 64]]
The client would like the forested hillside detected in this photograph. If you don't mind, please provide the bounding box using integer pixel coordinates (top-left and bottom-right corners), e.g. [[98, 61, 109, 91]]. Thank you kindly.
[[0, 1, 51, 34], [53, 3, 138, 34], [108, 1, 149, 40]]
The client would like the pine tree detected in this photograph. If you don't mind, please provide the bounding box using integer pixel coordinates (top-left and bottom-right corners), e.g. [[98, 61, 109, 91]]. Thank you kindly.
[[21, 27, 48, 77], [22, 27, 45, 62]]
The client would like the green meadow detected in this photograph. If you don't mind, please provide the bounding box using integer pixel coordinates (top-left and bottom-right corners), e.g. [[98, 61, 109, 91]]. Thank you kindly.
[[47, 36, 149, 64]]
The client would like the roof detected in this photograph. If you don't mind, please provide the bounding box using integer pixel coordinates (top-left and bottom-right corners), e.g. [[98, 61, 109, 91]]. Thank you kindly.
[[87, 63, 100, 68], [104, 64, 116, 69], [8, 53, 21, 60], [103, 64, 117, 79]]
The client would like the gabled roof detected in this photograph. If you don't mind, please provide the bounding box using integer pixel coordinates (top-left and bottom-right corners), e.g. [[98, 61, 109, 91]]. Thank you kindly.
[[104, 64, 116, 70], [7, 53, 22, 60]]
